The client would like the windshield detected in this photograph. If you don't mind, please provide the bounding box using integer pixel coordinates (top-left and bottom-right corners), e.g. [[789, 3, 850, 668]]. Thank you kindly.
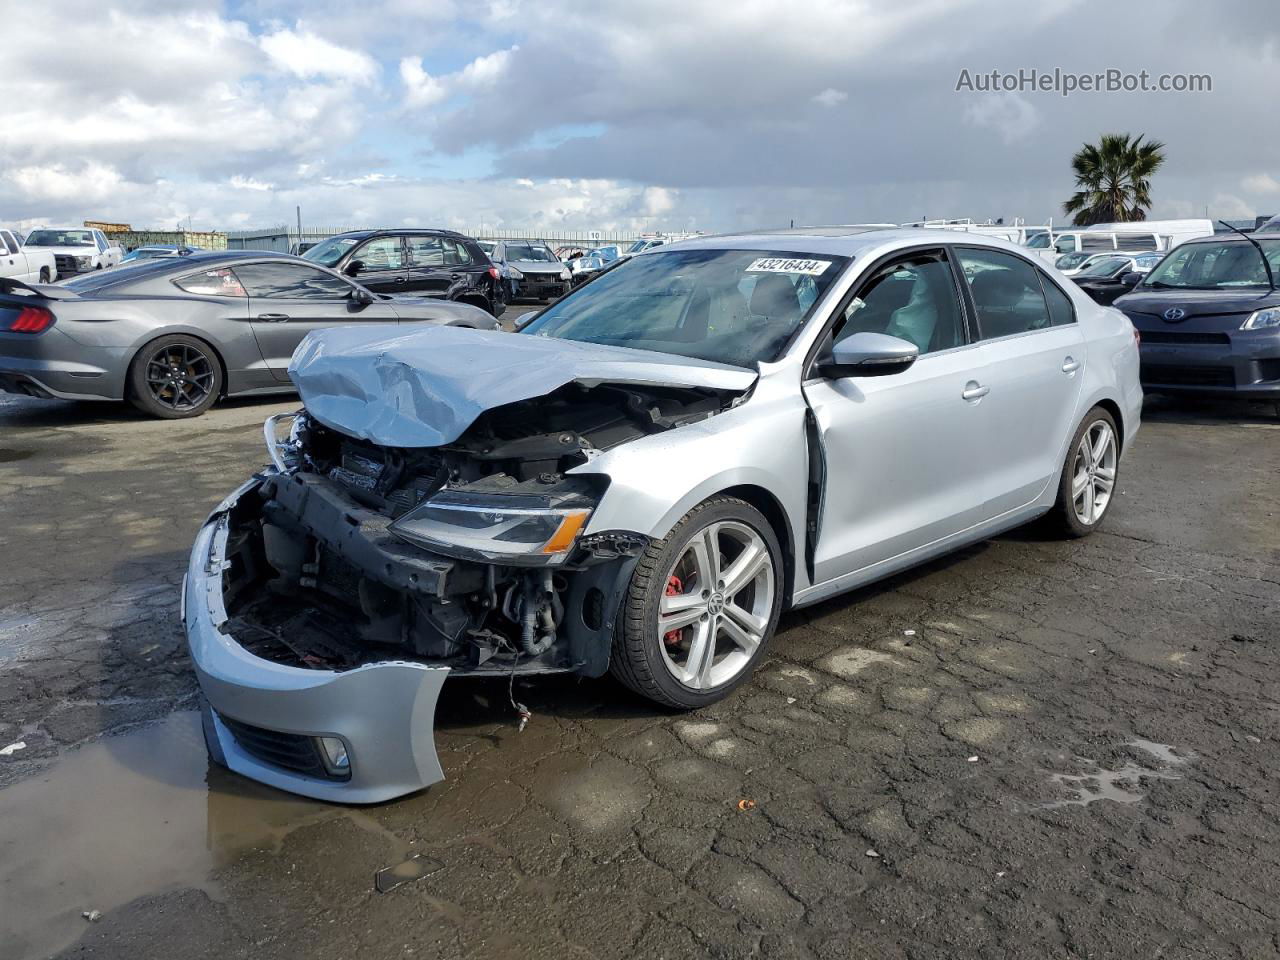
[[504, 242, 556, 262], [1078, 257, 1130, 279], [125, 248, 174, 260], [521, 248, 849, 368], [1025, 234, 1052, 249], [626, 239, 655, 253], [302, 235, 361, 267], [477, 240, 496, 254], [1142, 239, 1280, 290], [1056, 252, 1090, 269], [25, 229, 95, 247], [589, 245, 620, 262]]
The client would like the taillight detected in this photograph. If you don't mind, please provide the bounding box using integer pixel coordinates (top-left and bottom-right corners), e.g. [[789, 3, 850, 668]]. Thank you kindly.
[[4, 306, 55, 334], [487, 266, 500, 280]]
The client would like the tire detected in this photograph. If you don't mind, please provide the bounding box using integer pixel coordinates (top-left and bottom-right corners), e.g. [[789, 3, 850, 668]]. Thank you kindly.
[[125, 334, 222, 419], [38, 267, 51, 283], [1048, 406, 1120, 537], [610, 496, 784, 709]]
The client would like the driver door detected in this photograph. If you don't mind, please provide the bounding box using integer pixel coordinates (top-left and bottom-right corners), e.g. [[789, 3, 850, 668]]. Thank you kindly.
[[232, 261, 400, 381], [802, 248, 994, 586]]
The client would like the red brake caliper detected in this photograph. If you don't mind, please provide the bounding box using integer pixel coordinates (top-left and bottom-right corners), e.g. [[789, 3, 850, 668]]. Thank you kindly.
[[663, 575, 684, 647]]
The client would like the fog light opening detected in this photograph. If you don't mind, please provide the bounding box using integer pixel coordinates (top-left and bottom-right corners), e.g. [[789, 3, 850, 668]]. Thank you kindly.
[[317, 736, 351, 778]]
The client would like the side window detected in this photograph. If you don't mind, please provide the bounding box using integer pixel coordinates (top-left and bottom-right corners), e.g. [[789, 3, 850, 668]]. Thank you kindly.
[[406, 236, 445, 267], [94, 231, 108, 252], [1039, 274, 1076, 327], [443, 240, 473, 266], [1, 231, 16, 254], [352, 237, 403, 272], [834, 250, 966, 355], [232, 262, 353, 300], [173, 267, 247, 297], [956, 248, 1053, 339]]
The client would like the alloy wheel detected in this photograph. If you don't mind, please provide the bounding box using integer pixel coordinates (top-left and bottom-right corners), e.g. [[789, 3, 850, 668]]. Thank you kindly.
[[657, 520, 775, 690], [1071, 419, 1118, 525], [145, 343, 215, 411]]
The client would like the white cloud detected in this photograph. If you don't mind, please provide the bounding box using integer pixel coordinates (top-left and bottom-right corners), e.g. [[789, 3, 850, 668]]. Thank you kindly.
[[229, 176, 275, 191], [1243, 173, 1280, 195], [259, 25, 379, 84], [962, 93, 1040, 144], [812, 88, 848, 108], [8, 163, 125, 202], [399, 46, 519, 110], [400, 57, 448, 108]]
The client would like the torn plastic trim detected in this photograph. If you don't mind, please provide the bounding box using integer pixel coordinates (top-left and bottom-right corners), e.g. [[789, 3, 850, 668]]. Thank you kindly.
[[184, 481, 451, 804]]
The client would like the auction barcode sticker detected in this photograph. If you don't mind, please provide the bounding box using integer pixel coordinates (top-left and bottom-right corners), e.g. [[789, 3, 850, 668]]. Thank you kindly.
[[745, 257, 832, 275]]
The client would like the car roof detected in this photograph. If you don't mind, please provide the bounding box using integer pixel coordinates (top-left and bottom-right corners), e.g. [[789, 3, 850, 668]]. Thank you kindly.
[[648, 226, 1035, 259], [326, 228, 473, 241]]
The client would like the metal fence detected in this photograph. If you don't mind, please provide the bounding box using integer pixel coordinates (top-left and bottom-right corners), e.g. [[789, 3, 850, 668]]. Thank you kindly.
[[226, 225, 656, 253]]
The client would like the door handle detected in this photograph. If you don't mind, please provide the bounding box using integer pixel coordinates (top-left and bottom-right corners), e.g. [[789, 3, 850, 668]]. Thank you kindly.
[[962, 381, 990, 401], [1062, 356, 1081, 374], [449, 274, 462, 280], [256, 313, 291, 322]]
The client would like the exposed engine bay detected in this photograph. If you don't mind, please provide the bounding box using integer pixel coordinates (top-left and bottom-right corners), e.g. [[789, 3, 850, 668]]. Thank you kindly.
[[218, 381, 740, 678]]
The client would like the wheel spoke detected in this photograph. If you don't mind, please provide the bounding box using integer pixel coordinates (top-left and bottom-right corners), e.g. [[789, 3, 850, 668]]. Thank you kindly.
[[1082, 481, 1095, 523], [1071, 471, 1090, 499], [723, 601, 766, 642], [689, 526, 721, 591], [682, 619, 716, 687], [720, 541, 767, 597], [1091, 425, 1111, 467], [1094, 475, 1114, 496], [720, 606, 762, 654], [659, 600, 706, 634]]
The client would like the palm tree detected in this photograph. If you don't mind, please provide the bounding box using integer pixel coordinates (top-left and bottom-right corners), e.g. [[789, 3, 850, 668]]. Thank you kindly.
[[1063, 134, 1166, 226]]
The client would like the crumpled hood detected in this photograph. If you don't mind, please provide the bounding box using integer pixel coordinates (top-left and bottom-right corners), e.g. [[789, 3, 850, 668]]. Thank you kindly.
[[288, 325, 757, 448], [509, 260, 564, 275]]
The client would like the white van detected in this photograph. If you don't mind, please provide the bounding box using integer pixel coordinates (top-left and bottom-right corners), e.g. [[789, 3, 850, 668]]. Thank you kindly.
[[1028, 219, 1214, 265]]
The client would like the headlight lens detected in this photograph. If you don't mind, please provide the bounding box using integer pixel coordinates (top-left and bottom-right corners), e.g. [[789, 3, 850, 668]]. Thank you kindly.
[[75, 256, 93, 268], [559, 268, 571, 280], [389, 490, 592, 565], [1241, 307, 1280, 330], [508, 266, 524, 280], [264, 411, 302, 471]]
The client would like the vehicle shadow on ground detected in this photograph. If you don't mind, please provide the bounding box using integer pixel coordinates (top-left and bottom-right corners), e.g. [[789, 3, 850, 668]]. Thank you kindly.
[[1141, 393, 1279, 425]]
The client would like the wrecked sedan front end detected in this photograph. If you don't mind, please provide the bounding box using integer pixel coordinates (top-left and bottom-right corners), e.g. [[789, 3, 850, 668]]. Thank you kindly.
[[185, 325, 759, 802]]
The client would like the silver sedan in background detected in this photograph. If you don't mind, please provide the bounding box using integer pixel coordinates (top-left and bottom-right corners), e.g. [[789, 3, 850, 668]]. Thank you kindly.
[[186, 227, 1142, 801], [0, 251, 497, 418]]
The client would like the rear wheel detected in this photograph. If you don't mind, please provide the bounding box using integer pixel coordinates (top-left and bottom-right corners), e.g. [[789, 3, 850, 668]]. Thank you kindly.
[[38, 267, 51, 283], [610, 497, 783, 709], [1048, 407, 1120, 537], [126, 335, 222, 419]]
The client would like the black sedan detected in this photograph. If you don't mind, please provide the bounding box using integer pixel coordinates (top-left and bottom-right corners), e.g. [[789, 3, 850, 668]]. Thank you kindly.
[[301, 229, 506, 316], [1114, 235, 1280, 399], [1071, 253, 1163, 305], [0, 251, 497, 419]]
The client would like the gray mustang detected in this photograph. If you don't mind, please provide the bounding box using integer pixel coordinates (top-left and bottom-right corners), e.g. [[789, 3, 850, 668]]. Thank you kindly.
[[0, 251, 496, 418]]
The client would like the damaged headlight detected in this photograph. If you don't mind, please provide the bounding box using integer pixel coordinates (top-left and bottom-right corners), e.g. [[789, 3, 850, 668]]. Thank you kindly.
[[264, 411, 304, 472], [388, 490, 592, 565]]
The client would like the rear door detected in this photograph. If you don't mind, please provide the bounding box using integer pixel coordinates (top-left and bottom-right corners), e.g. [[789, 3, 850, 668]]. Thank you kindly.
[[951, 246, 1085, 515], [803, 248, 994, 584], [233, 261, 400, 381], [347, 236, 409, 295], [403, 235, 453, 297], [0, 231, 30, 280]]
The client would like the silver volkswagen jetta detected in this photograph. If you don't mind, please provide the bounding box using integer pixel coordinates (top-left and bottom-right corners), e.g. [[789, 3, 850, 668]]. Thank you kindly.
[[184, 227, 1142, 802]]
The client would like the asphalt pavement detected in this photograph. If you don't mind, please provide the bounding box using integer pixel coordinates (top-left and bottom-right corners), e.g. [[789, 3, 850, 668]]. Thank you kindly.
[[1, 379, 1278, 960]]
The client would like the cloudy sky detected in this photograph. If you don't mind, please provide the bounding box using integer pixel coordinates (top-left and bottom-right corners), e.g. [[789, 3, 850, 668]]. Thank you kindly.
[[2, 0, 1277, 235]]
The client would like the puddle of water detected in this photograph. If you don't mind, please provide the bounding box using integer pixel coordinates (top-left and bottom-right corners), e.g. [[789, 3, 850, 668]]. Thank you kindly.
[[0, 711, 328, 960], [1042, 739, 1187, 809]]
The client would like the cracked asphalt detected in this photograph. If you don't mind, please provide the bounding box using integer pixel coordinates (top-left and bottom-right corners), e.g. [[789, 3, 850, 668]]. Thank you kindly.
[[2, 384, 1279, 960]]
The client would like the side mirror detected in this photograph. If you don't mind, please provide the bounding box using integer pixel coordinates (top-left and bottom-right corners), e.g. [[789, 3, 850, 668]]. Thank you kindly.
[[344, 259, 364, 277], [351, 286, 375, 305], [817, 332, 919, 379], [1119, 271, 1142, 287], [511, 310, 539, 331]]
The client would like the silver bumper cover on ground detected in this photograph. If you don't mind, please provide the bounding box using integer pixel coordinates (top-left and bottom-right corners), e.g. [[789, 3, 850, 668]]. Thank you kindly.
[[183, 481, 450, 804]]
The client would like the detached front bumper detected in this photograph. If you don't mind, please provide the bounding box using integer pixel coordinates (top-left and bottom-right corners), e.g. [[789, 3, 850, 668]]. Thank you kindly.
[[184, 480, 450, 804]]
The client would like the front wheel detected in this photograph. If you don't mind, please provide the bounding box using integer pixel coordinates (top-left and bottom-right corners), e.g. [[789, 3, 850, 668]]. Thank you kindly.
[[610, 497, 783, 709], [125, 335, 222, 419], [1048, 407, 1120, 537]]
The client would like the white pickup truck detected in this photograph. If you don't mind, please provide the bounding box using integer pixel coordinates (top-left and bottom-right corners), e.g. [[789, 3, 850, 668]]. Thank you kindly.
[[20, 227, 122, 277], [0, 229, 58, 284]]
